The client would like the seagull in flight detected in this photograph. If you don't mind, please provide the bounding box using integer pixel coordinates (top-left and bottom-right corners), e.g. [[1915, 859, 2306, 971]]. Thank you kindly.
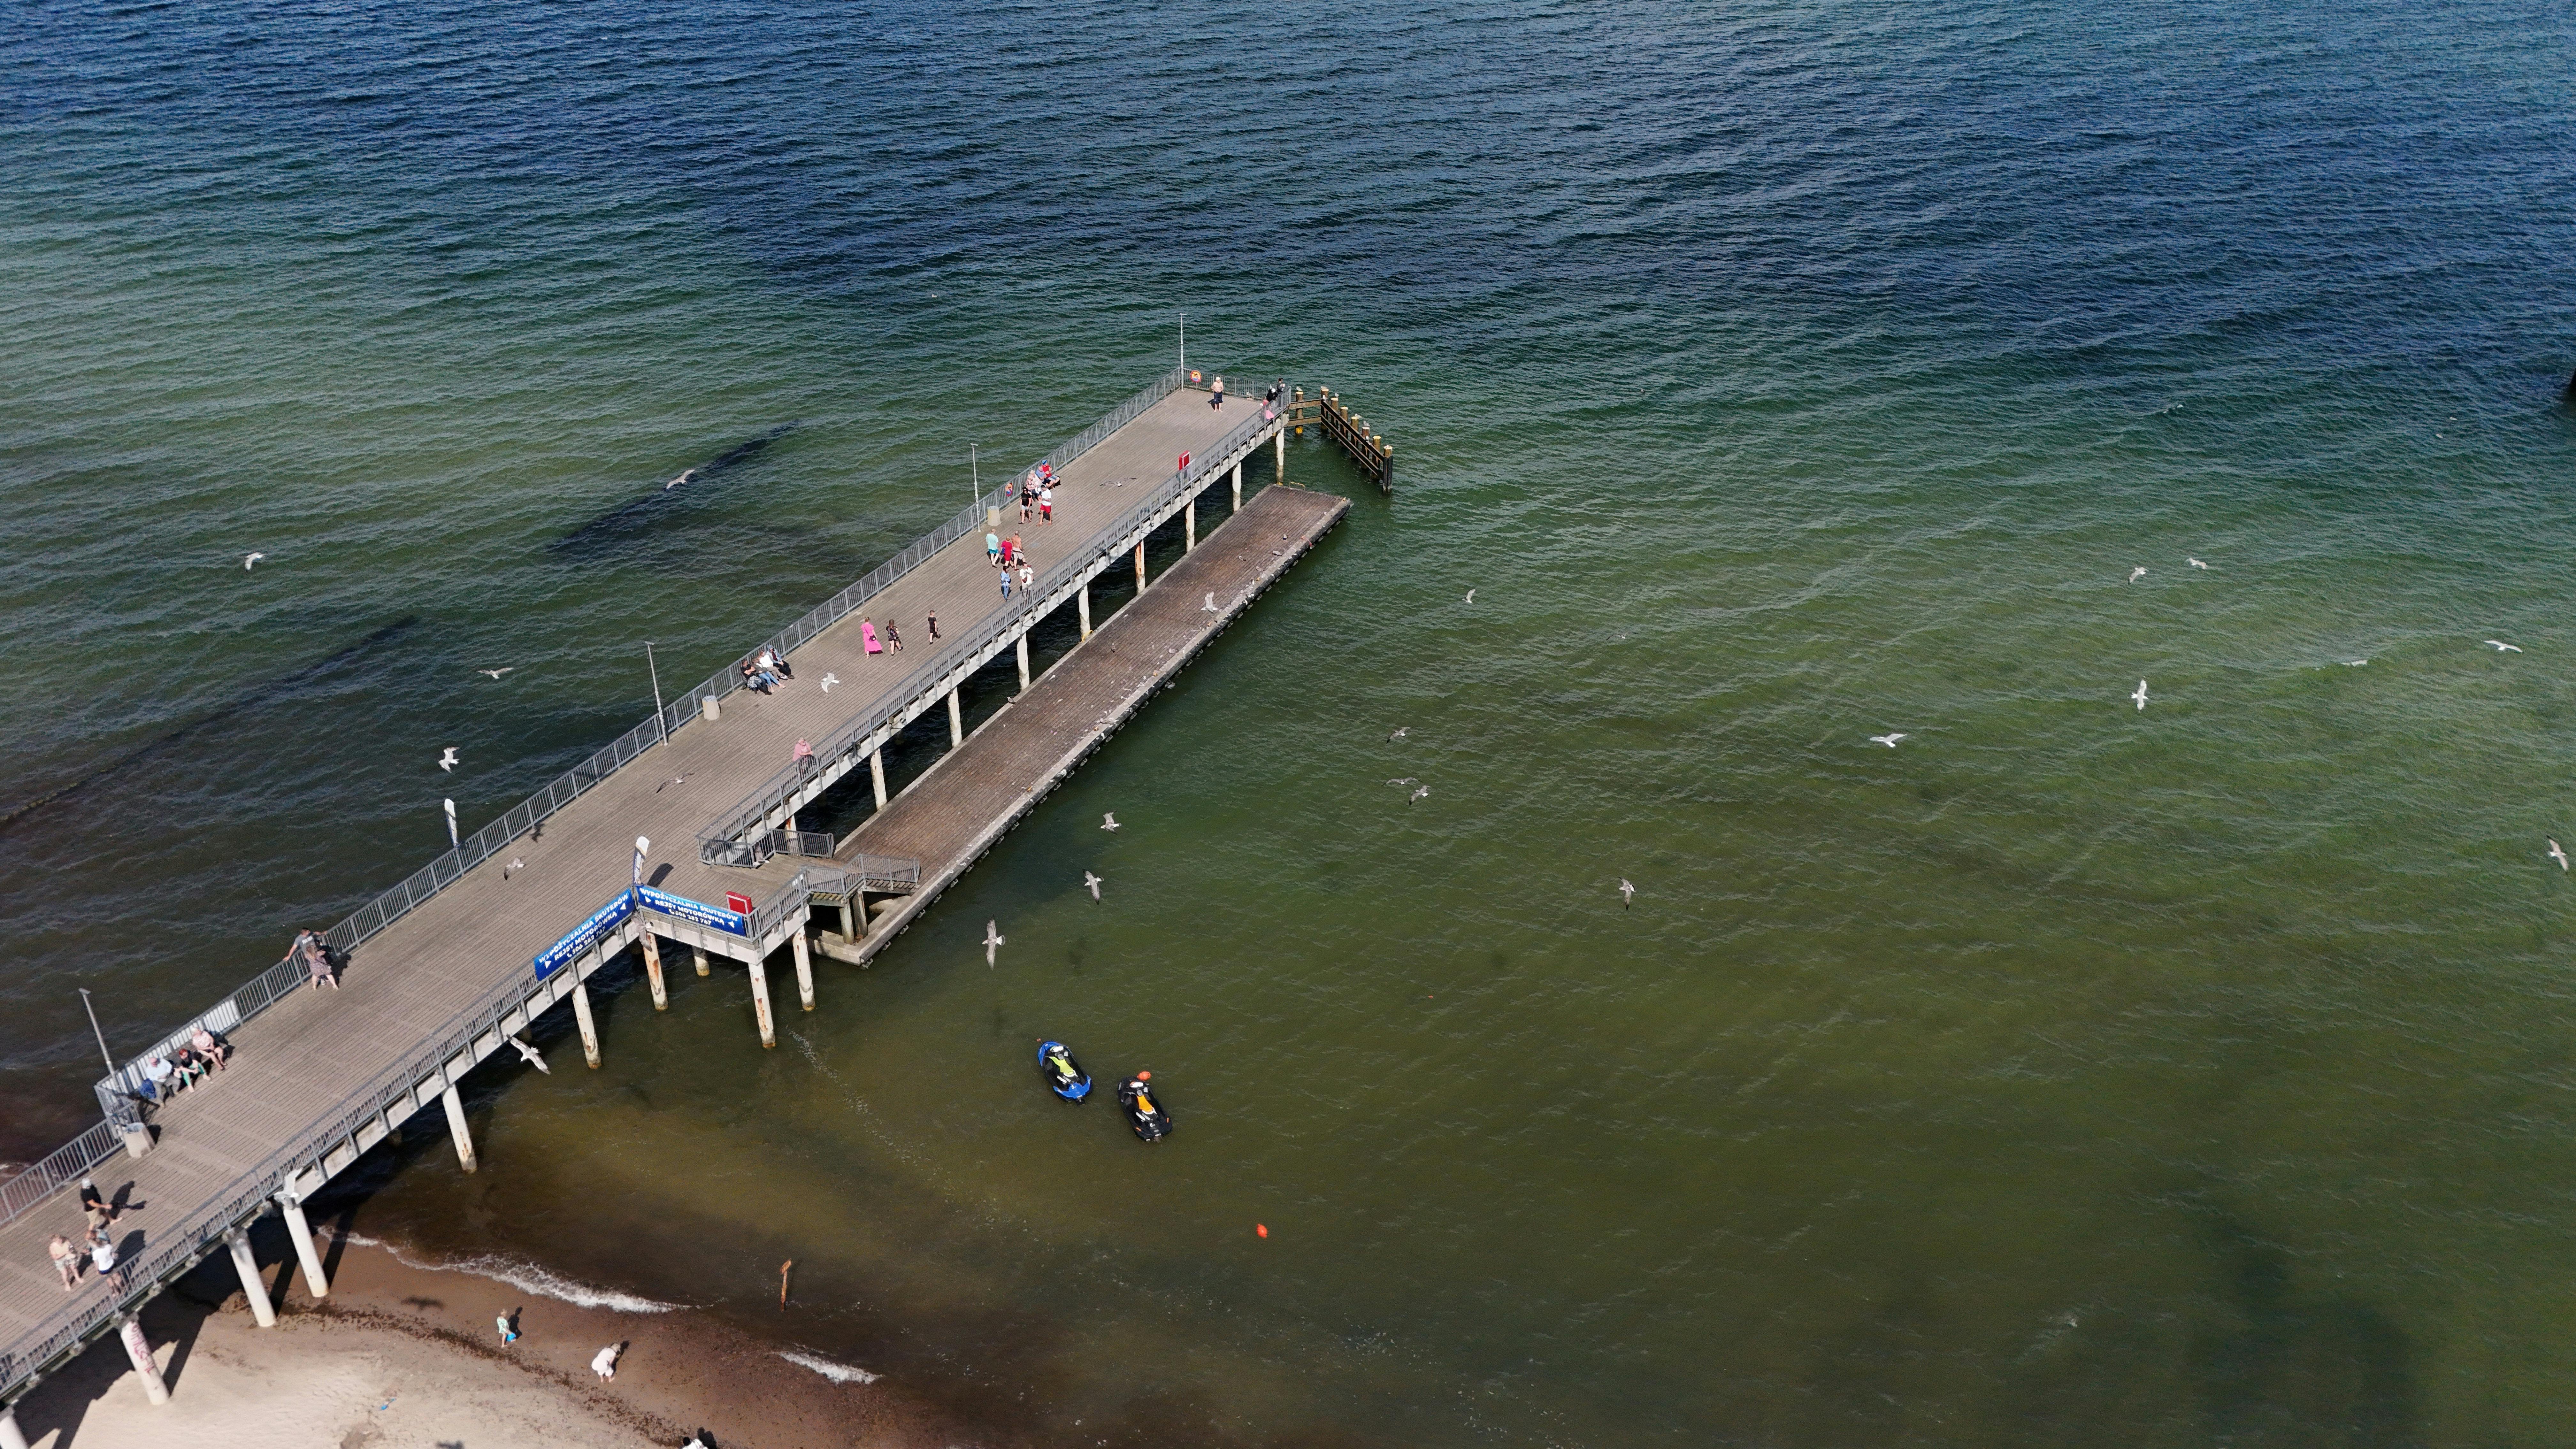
[[437, 747, 459, 772], [242, 552, 265, 571], [2552, 839, 2570, 872], [1385, 777, 1417, 788], [1084, 870, 1102, 901], [2486, 640, 2522, 653], [2188, 557, 2209, 570], [2128, 566, 2147, 583], [2131, 680, 2149, 711], [508, 1036, 550, 1075], [983, 919, 1005, 967], [1869, 733, 1908, 748], [1100, 812, 1120, 832], [664, 468, 699, 491], [1203, 591, 1219, 613], [1410, 784, 1430, 803], [819, 672, 840, 693], [1388, 727, 1409, 742], [1618, 878, 1636, 908], [1464, 589, 1475, 604], [477, 667, 513, 679]]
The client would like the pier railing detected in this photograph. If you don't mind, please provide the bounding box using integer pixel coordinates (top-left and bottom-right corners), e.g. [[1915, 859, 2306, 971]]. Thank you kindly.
[[78, 364, 1198, 1138], [697, 377, 1289, 861]]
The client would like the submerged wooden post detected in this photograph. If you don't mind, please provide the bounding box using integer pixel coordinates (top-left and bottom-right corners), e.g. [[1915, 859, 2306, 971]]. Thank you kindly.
[[1078, 579, 1093, 640], [869, 748, 888, 809], [692, 942, 709, 977], [120, 1314, 169, 1406], [791, 930, 816, 1011], [947, 687, 964, 745], [1231, 460, 1243, 510], [1184, 497, 1197, 550], [641, 932, 667, 1010], [1134, 541, 1146, 590], [278, 1192, 329, 1299], [226, 1226, 277, 1328], [571, 979, 601, 1069], [747, 950, 777, 1048], [440, 1082, 478, 1173], [1016, 633, 1031, 690]]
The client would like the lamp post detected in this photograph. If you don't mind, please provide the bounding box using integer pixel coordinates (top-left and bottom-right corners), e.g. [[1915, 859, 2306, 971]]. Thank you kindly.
[[645, 640, 666, 745], [78, 987, 116, 1077], [970, 443, 980, 514]]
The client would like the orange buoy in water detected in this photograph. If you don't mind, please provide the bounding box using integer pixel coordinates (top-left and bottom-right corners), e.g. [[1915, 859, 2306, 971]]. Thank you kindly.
[[1256, 1223, 1269, 1238]]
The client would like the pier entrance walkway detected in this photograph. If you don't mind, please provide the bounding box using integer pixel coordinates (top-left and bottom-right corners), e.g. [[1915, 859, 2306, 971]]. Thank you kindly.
[[0, 369, 1307, 1418]]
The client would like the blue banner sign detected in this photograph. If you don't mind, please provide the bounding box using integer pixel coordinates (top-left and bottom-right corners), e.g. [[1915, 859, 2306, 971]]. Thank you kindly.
[[637, 886, 749, 937], [534, 891, 637, 980]]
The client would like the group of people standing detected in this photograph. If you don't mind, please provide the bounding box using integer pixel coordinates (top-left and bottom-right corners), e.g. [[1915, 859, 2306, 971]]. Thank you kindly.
[[986, 529, 1037, 601], [46, 1176, 129, 1292]]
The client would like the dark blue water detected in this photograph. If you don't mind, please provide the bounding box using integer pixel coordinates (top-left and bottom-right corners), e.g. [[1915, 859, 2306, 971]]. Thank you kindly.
[[7, 2, 2576, 1443]]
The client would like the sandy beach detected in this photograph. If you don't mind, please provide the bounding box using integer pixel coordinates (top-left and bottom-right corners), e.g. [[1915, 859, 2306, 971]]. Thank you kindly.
[[9, 1235, 969, 1449]]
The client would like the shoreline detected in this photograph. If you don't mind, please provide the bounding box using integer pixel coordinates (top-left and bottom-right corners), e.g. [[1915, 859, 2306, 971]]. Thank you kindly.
[[10, 1234, 979, 1449]]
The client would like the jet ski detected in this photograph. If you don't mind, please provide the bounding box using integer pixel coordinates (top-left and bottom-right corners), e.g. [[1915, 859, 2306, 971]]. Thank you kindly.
[[1037, 1040, 1091, 1102], [1116, 1071, 1173, 1142]]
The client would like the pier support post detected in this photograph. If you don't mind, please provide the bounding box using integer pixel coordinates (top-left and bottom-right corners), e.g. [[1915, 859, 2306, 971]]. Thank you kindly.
[[869, 748, 888, 809], [278, 1193, 329, 1299], [120, 1314, 168, 1406], [571, 980, 601, 1069], [226, 1227, 276, 1328], [440, 1083, 478, 1173], [1016, 634, 1031, 690], [641, 932, 667, 1011], [948, 688, 964, 745], [791, 929, 816, 1012], [1134, 541, 1147, 591], [1, 1407, 31, 1449], [1232, 460, 1243, 510], [747, 951, 777, 1048], [1274, 427, 1285, 484], [838, 897, 856, 939], [1078, 581, 1092, 640], [1185, 497, 1197, 550], [692, 943, 710, 977]]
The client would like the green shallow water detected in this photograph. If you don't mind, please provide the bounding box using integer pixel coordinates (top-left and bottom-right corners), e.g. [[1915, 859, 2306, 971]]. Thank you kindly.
[[7, 0, 2576, 1443]]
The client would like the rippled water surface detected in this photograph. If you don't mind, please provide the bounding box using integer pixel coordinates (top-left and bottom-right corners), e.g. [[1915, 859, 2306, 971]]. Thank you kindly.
[[7, 2, 2576, 1443]]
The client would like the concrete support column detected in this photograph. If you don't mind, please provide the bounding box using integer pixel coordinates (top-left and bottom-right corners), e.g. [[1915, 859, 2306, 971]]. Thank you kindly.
[[791, 930, 816, 1012], [641, 933, 667, 1011], [869, 748, 888, 809], [226, 1227, 276, 1328], [693, 943, 710, 977], [1, 1406, 32, 1449], [1016, 634, 1031, 690], [838, 898, 856, 939], [120, 1314, 168, 1406], [440, 1083, 477, 1173], [279, 1194, 329, 1299], [747, 951, 777, 1048], [1274, 427, 1285, 483], [1078, 580, 1092, 640], [947, 688, 964, 745], [571, 980, 601, 1069], [1232, 460, 1243, 510], [1134, 541, 1147, 590], [1185, 497, 1197, 550]]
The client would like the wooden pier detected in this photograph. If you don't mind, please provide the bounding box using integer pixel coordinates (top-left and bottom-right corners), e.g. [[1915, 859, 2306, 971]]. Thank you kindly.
[[0, 368, 1360, 1437]]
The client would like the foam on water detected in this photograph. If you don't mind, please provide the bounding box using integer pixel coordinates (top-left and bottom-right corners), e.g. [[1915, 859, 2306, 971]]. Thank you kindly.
[[778, 1349, 881, 1385], [341, 1233, 687, 1314]]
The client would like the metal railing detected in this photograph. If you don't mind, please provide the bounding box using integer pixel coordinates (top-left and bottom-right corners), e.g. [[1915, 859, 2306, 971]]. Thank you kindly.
[[0, 1121, 125, 1232], [79, 364, 1200, 1139], [698, 379, 1290, 862]]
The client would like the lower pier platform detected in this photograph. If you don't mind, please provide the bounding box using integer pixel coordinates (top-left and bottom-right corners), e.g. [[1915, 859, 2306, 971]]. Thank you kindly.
[[832, 483, 1351, 957]]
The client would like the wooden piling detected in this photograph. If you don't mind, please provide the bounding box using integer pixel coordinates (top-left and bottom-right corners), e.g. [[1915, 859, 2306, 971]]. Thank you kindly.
[[748, 950, 777, 1048], [1134, 540, 1147, 590], [641, 932, 667, 1010], [571, 980, 601, 1069], [791, 929, 816, 1011]]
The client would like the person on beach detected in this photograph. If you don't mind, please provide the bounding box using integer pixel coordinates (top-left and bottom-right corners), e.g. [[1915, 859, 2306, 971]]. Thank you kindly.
[[1210, 375, 1224, 409], [985, 530, 1000, 564], [50, 1233, 80, 1290], [592, 1342, 623, 1381], [1038, 482, 1053, 524], [497, 1310, 519, 1345], [926, 610, 939, 641], [884, 620, 902, 652]]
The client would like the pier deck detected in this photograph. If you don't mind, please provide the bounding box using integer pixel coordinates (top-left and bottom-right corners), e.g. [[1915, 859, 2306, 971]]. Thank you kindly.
[[0, 373, 1319, 1411]]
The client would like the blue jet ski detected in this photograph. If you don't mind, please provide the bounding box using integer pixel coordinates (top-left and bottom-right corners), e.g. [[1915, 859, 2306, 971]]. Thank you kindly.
[[1116, 1071, 1173, 1142], [1037, 1040, 1092, 1101]]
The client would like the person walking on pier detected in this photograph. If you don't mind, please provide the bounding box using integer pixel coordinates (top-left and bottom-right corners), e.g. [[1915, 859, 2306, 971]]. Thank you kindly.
[[88, 1227, 122, 1291], [883, 620, 902, 653], [1016, 560, 1033, 595], [998, 565, 1013, 601], [926, 610, 939, 641], [49, 1233, 80, 1290], [1038, 482, 1053, 524], [298, 930, 338, 990], [80, 1177, 115, 1230], [985, 530, 1001, 564]]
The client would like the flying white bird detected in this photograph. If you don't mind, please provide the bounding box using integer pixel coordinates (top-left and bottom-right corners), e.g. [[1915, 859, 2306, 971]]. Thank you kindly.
[[477, 667, 513, 679], [1203, 591, 1219, 613], [1388, 727, 1409, 741], [1410, 784, 1430, 802], [1385, 777, 1417, 787], [1084, 871, 1102, 901], [1101, 813, 1120, 832], [1869, 733, 1908, 748], [664, 468, 698, 491], [819, 672, 840, 693], [2188, 557, 2209, 570], [437, 747, 458, 771], [2552, 839, 2569, 873], [1618, 878, 1636, 907], [2131, 680, 2149, 711], [983, 919, 1005, 967], [2128, 566, 2147, 582], [2344, 659, 2368, 667], [509, 1036, 550, 1074], [2486, 640, 2522, 653], [1464, 590, 1475, 604], [242, 552, 265, 571]]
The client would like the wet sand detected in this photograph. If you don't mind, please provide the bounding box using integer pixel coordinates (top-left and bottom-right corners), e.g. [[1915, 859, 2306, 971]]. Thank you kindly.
[[9, 1237, 973, 1449]]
